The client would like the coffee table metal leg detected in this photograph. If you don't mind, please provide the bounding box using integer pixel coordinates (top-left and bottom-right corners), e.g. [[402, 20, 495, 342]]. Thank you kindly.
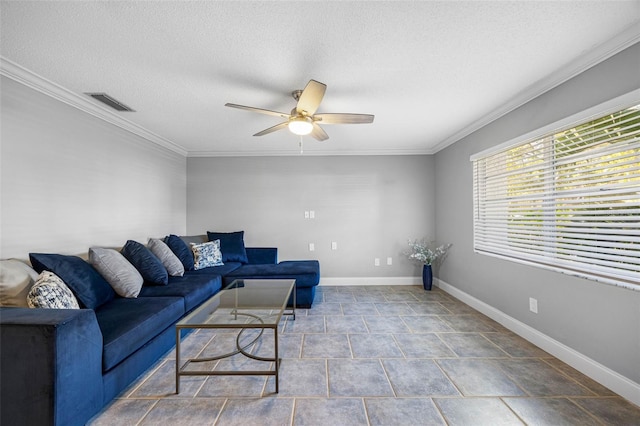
[[175, 327, 181, 394], [274, 326, 279, 393]]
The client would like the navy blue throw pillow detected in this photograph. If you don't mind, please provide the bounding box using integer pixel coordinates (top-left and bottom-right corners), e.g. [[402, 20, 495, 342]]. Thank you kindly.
[[207, 231, 249, 264], [29, 253, 115, 309], [121, 240, 168, 286], [164, 234, 194, 271]]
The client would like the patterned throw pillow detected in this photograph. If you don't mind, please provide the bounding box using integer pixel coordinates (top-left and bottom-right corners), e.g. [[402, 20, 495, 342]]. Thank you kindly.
[[27, 271, 80, 309], [190, 240, 224, 270]]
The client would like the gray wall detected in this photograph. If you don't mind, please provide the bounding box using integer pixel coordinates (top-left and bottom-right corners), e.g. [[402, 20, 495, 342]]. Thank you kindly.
[[187, 155, 435, 278], [0, 76, 187, 259], [434, 43, 640, 382]]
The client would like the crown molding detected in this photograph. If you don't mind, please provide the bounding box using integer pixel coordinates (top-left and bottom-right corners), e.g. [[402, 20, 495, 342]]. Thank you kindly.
[[0, 57, 188, 157], [187, 147, 434, 157], [431, 23, 640, 154]]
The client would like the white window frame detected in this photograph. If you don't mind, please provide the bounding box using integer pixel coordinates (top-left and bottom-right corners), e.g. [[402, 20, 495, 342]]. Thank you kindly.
[[471, 90, 640, 291]]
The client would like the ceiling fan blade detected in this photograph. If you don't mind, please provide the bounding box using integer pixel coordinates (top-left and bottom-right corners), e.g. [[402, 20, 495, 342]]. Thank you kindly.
[[253, 122, 289, 137], [310, 123, 329, 141], [313, 113, 375, 124], [225, 103, 289, 119], [296, 80, 326, 116]]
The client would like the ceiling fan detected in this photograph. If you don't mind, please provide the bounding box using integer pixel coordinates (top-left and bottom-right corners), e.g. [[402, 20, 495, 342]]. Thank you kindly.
[[225, 79, 374, 141]]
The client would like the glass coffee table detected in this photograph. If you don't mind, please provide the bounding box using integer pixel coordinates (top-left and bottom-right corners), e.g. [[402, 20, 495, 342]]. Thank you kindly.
[[175, 279, 295, 394]]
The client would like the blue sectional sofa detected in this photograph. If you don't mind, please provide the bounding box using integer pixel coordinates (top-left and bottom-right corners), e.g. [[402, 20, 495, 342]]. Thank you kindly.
[[0, 233, 320, 426]]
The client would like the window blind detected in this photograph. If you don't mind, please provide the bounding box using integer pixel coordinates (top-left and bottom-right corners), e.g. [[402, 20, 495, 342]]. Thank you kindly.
[[472, 103, 640, 288]]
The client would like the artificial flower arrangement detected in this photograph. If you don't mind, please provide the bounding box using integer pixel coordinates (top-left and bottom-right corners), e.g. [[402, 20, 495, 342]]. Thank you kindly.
[[404, 239, 452, 265]]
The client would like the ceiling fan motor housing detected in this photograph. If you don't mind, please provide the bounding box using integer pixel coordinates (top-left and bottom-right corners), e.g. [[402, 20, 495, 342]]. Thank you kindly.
[[292, 90, 304, 101]]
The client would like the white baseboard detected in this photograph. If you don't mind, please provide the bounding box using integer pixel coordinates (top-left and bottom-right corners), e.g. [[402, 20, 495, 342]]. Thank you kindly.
[[435, 278, 640, 407], [319, 277, 421, 286]]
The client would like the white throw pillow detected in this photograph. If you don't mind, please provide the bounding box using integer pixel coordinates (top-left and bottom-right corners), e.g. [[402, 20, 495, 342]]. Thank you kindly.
[[27, 271, 80, 309]]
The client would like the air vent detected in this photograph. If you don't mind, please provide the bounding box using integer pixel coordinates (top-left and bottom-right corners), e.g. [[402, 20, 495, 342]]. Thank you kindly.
[[85, 92, 135, 112]]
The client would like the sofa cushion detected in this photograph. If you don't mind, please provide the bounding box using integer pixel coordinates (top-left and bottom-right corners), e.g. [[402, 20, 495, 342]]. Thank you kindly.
[[27, 271, 80, 309], [165, 234, 194, 272], [139, 274, 222, 312], [185, 262, 243, 277], [191, 240, 224, 270], [29, 253, 116, 309], [148, 238, 184, 277], [224, 260, 320, 287], [207, 231, 248, 263], [95, 297, 184, 371], [89, 248, 144, 298], [121, 240, 168, 286], [0, 259, 39, 307]]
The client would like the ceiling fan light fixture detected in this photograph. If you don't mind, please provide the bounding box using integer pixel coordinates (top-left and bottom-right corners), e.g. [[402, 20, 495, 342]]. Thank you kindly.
[[288, 116, 313, 135]]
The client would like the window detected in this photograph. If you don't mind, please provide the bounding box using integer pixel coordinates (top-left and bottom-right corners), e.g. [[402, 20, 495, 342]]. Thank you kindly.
[[472, 95, 640, 289]]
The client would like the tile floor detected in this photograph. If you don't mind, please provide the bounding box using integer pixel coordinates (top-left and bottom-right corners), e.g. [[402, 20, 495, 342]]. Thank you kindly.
[[89, 285, 640, 425]]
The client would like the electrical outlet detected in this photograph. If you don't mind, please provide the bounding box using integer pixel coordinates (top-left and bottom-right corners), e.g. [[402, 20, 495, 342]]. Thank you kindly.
[[309, 243, 315, 252], [387, 257, 392, 265], [331, 242, 338, 250], [529, 297, 538, 314], [309, 210, 315, 219], [374, 258, 380, 266], [304, 211, 309, 219]]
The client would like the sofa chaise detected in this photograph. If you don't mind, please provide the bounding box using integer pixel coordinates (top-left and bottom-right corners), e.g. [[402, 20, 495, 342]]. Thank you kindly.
[[0, 232, 320, 426]]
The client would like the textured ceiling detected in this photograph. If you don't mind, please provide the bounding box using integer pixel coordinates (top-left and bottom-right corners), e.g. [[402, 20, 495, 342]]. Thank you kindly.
[[1, 1, 639, 157]]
